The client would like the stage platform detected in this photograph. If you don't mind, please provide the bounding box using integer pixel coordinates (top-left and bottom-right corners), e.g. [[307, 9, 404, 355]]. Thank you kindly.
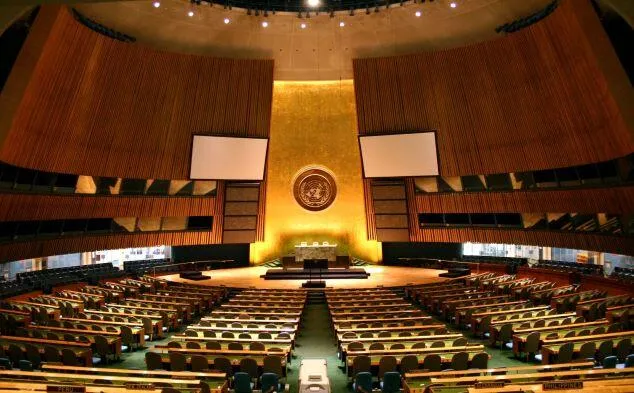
[[159, 265, 448, 289], [261, 268, 369, 280]]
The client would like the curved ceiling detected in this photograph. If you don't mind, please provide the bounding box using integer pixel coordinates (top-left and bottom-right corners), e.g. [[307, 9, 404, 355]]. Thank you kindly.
[[74, 0, 552, 80]]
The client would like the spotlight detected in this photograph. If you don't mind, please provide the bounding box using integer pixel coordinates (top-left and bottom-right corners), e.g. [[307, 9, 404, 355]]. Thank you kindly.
[[188, 10, 195, 16], [224, 17, 230, 23], [415, 10, 421, 17], [152, 1, 160, 8], [339, 21, 345, 27], [307, 0, 320, 7], [262, 21, 269, 27], [450, 2, 456, 7], [300, 22, 307, 28]]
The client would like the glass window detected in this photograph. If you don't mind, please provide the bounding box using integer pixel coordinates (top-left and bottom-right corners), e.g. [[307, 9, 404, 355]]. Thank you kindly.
[[522, 213, 547, 229], [461, 176, 486, 192], [193, 181, 217, 196], [63, 219, 87, 234], [137, 217, 161, 232], [0, 164, 18, 189], [86, 218, 113, 233], [75, 176, 97, 194], [485, 173, 512, 190], [598, 161, 619, 184], [146, 180, 170, 196], [54, 173, 78, 193], [445, 214, 470, 226], [470, 213, 496, 226], [547, 213, 572, 230], [570, 213, 597, 232], [438, 177, 462, 192], [120, 179, 146, 195], [419, 213, 444, 226], [496, 213, 523, 227], [15, 221, 39, 238], [511, 172, 535, 190], [169, 180, 193, 196], [161, 217, 187, 231], [112, 217, 137, 233], [187, 216, 213, 231], [414, 177, 439, 193], [96, 178, 120, 195], [14, 168, 36, 191], [533, 170, 557, 188], [577, 163, 602, 185], [33, 171, 56, 192], [39, 220, 64, 236], [555, 167, 580, 187]]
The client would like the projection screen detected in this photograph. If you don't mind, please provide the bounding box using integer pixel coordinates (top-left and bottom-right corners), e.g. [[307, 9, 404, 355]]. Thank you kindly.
[[190, 135, 268, 180], [359, 132, 439, 178]]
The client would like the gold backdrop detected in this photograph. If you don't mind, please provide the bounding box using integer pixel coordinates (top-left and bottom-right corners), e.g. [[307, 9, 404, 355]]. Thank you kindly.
[[250, 80, 381, 264]]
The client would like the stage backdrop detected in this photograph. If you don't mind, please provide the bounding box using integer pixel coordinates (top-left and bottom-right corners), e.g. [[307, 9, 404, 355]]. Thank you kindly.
[[250, 80, 381, 263]]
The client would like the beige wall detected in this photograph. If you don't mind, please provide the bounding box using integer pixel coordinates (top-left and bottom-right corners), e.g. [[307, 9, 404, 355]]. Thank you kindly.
[[251, 80, 380, 263]]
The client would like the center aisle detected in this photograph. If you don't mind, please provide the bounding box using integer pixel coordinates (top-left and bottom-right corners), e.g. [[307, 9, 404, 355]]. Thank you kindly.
[[289, 303, 349, 392]]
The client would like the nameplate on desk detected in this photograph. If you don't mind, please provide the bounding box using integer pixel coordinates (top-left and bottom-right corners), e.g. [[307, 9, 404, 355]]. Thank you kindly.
[[125, 383, 156, 390], [474, 382, 505, 389], [46, 386, 86, 393], [542, 381, 583, 390]]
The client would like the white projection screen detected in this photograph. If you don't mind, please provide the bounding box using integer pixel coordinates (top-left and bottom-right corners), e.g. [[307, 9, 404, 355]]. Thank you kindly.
[[359, 132, 439, 178], [190, 135, 268, 180]]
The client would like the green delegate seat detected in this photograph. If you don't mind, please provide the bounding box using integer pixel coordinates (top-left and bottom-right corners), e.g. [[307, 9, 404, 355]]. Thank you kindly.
[[261, 372, 283, 393], [234, 372, 254, 393], [380, 371, 401, 393], [353, 372, 372, 393]]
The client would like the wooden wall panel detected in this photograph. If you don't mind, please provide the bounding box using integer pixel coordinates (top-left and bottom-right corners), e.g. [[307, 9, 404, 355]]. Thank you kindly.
[[0, 193, 216, 221], [411, 227, 634, 257], [0, 231, 215, 263], [353, 0, 633, 176], [412, 186, 634, 214], [0, 6, 274, 179]]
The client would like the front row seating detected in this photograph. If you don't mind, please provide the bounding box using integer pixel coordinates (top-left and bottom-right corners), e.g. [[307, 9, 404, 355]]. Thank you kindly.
[[354, 371, 401, 393], [234, 372, 288, 393]]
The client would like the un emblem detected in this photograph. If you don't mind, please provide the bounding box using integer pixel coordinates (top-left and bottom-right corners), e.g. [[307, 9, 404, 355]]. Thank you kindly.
[[293, 167, 337, 211]]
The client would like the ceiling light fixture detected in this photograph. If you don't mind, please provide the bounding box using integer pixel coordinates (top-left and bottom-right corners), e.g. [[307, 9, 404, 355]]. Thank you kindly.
[[339, 21, 345, 27], [450, 2, 457, 8], [188, 10, 194, 16], [153, 1, 160, 8], [262, 21, 269, 27], [307, 0, 320, 7], [300, 22, 307, 29], [415, 10, 421, 17], [224, 17, 230, 24]]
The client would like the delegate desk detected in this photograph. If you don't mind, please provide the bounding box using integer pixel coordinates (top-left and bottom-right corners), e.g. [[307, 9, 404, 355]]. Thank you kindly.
[[539, 331, 634, 364], [346, 347, 486, 377], [0, 335, 93, 366], [294, 243, 337, 263]]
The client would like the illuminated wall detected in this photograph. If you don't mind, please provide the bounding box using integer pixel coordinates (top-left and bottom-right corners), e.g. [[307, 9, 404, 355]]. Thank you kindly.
[[251, 80, 380, 263]]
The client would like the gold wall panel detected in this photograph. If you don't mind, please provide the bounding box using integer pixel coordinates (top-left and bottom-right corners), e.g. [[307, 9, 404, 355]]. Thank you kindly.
[[251, 80, 380, 264]]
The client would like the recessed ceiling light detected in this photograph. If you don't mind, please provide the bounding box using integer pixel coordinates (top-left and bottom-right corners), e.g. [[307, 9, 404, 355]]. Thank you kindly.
[[415, 10, 421, 17], [450, 2, 457, 8], [224, 17, 230, 24], [307, 0, 320, 7], [153, 1, 160, 8], [339, 21, 345, 27], [188, 11, 194, 17], [262, 21, 269, 27], [300, 22, 307, 29]]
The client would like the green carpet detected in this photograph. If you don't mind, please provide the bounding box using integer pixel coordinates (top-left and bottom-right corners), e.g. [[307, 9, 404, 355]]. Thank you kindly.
[[289, 303, 351, 393]]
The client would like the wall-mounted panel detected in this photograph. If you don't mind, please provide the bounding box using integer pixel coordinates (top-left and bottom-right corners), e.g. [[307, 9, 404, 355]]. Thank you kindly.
[[0, 193, 216, 221], [354, 0, 633, 176], [0, 6, 274, 180], [410, 227, 634, 257], [0, 231, 214, 263]]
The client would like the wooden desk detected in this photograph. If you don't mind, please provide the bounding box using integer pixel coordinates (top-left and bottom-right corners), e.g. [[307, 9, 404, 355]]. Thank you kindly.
[[539, 331, 634, 364], [336, 324, 443, 334], [511, 319, 609, 355], [404, 361, 594, 379], [171, 335, 293, 347], [27, 325, 122, 356], [0, 335, 93, 366], [201, 317, 300, 324], [61, 317, 147, 345]]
